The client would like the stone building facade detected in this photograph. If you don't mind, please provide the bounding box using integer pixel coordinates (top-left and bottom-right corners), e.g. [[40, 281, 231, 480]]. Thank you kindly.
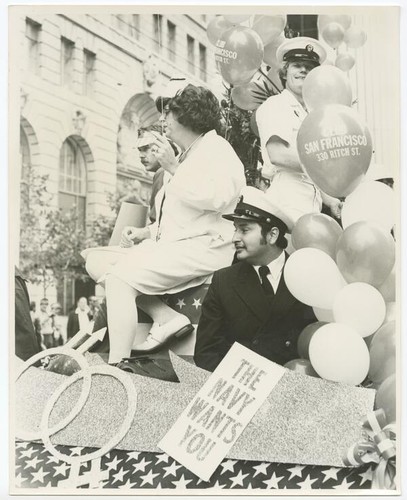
[[16, 10, 218, 310]]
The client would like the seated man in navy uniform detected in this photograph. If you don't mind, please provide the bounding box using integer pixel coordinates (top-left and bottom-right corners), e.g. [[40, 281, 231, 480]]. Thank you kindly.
[[194, 186, 316, 372]]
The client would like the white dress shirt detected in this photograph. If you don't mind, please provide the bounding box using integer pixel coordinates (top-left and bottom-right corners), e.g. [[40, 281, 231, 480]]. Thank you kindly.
[[253, 251, 285, 294]]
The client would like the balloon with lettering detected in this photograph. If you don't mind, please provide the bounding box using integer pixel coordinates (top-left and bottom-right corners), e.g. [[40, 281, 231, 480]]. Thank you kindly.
[[206, 16, 233, 46], [313, 306, 335, 322], [309, 323, 370, 385], [336, 221, 395, 287], [368, 321, 396, 385], [341, 180, 396, 232], [224, 14, 251, 24], [375, 374, 396, 423], [321, 22, 345, 49], [344, 26, 367, 48], [297, 321, 327, 360], [284, 359, 319, 377], [318, 14, 352, 32], [333, 283, 386, 338], [263, 33, 286, 67], [291, 213, 343, 260], [303, 66, 352, 112], [216, 26, 264, 86], [335, 52, 355, 72], [252, 15, 286, 45], [284, 248, 345, 309], [297, 104, 373, 197]]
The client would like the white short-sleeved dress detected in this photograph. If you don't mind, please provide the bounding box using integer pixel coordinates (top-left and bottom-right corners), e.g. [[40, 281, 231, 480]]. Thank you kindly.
[[96, 130, 246, 295], [256, 89, 322, 224]]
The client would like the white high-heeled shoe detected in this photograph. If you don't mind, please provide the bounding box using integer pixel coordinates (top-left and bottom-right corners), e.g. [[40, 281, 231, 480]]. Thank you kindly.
[[131, 315, 194, 354]]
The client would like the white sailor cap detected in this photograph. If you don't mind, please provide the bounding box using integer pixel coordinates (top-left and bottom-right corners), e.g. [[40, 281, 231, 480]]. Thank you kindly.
[[276, 36, 327, 67], [223, 186, 294, 233]]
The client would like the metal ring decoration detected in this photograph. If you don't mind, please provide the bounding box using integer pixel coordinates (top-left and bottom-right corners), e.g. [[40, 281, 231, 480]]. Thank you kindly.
[[40, 364, 138, 465], [15, 347, 92, 442]]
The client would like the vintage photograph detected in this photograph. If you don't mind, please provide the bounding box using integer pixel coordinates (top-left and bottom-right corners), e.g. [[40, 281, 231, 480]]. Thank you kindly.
[[9, 4, 400, 494]]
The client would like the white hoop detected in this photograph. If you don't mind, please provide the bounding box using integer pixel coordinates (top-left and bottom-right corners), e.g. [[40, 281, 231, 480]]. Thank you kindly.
[[15, 347, 92, 442], [40, 364, 137, 465]]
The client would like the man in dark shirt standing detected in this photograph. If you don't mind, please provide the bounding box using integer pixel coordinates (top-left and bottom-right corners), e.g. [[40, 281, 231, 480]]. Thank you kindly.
[[194, 187, 316, 372]]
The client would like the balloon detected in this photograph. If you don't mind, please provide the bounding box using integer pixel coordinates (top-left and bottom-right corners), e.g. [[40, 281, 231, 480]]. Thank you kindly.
[[318, 14, 352, 32], [321, 22, 345, 49], [263, 34, 286, 67], [297, 105, 372, 197], [341, 181, 396, 232], [384, 302, 396, 323], [368, 321, 396, 385], [231, 82, 261, 110], [309, 323, 370, 385], [284, 248, 345, 309], [252, 15, 286, 45], [291, 213, 343, 259], [224, 15, 251, 24], [297, 321, 327, 359], [375, 374, 396, 423], [216, 26, 264, 86], [313, 306, 335, 322], [335, 52, 355, 72], [333, 283, 386, 337], [302, 66, 352, 112], [206, 16, 233, 46], [284, 358, 319, 377], [344, 26, 367, 49], [377, 265, 396, 302], [336, 221, 395, 287], [249, 110, 259, 136]]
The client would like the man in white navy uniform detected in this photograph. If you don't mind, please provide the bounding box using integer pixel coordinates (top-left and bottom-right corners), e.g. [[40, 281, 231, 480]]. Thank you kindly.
[[256, 37, 342, 223]]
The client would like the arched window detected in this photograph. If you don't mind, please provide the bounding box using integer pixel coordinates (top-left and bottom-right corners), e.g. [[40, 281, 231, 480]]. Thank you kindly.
[[58, 137, 87, 228]]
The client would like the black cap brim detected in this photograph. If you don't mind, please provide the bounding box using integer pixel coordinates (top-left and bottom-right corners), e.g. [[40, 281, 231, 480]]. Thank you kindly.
[[223, 213, 262, 222]]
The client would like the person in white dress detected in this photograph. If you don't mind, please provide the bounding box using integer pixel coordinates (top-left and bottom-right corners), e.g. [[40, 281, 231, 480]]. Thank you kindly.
[[84, 83, 246, 364]]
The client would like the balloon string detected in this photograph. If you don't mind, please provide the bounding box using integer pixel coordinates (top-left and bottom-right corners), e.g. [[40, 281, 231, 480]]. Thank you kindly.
[[258, 67, 281, 94], [225, 86, 232, 141], [156, 15, 165, 135]]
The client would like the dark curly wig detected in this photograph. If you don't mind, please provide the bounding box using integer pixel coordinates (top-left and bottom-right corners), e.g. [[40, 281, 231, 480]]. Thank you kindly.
[[167, 85, 222, 135]]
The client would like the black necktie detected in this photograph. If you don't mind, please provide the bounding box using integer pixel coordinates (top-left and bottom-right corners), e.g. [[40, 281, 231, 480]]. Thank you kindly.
[[259, 266, 274, 296]]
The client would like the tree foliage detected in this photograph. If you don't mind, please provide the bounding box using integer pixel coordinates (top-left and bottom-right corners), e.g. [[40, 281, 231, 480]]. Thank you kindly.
[[19, 165, 88, 296]]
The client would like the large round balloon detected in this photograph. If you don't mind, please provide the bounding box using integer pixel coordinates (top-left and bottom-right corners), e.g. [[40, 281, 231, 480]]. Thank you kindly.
[[252, 15, 286, 45], [206, 16, 233, 46], [341, 180, 396, 233], [224, 14, 251, 24], [375, 374, 396, 423], [344, 26, 367, 49], [321, 22, 345, 49], [335, 52, 355, 72], [318, 14, 352, 32], [216, 26, 264, 86], [309, 323, 370, 385], [284, 358, 319, 377], [302, 66, 352, 112], [297, 321, 327, 360], [263, 34, 286, 67], [368, 321, 396, 385], [297, 104, 373, 197], [336, 221, 395, 287], [284, 248, 345, 309], [333, 282, 386, 337], [313, 306, 335, 322], [291, 213, 343, 259]]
